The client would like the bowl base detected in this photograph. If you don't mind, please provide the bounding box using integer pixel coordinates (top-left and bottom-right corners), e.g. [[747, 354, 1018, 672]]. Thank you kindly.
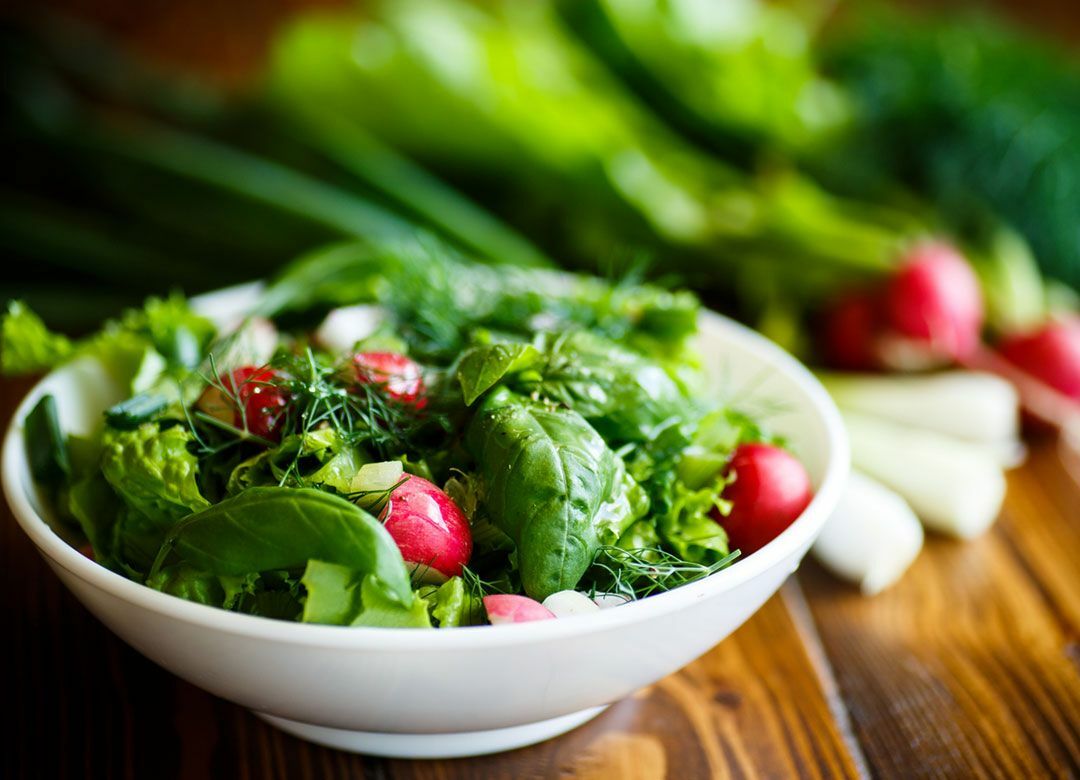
[[254, 705, 609, 758]]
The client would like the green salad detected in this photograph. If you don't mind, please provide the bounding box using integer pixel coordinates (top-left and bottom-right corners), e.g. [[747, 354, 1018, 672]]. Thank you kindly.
[[4, 239, 813, 627]]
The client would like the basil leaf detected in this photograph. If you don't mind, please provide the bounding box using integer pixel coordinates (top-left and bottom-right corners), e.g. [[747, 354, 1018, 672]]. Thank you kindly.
[[466, 389, 641, 600], [104, 393, 169, 430], [24, 394, 70, 486], [523, 332, 687, 443], [457, 342, 540, 405], [158, 487, 414, 607]]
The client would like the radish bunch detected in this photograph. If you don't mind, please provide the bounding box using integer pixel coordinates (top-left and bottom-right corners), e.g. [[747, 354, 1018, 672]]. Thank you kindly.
[[820, 242, 984, 371]]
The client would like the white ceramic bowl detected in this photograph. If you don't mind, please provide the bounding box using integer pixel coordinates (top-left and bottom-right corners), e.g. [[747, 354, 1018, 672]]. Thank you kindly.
[[2, 285, 848, 758]]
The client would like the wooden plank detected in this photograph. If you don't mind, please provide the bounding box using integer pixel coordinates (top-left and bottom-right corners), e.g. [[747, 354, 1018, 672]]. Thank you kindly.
[[798, 443, 1080, 779], [998, 442, 1080, 631]]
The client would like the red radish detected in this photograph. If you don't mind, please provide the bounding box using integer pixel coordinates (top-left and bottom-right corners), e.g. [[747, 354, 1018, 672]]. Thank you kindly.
[[483, 594, 556, 625], [998, 318, 1080, 401], [882, 242, 983, 365], [713, 443, 813, 556], [352, 352, 427, 409], [78, 543, 95, 561], [381, 474, 472, 581], [197, 366, 289, 441], [819, 291, 881, 370]]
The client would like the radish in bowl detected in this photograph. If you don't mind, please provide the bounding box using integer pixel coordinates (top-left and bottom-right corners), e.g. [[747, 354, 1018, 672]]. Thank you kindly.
[[353, 462, 473, 583]]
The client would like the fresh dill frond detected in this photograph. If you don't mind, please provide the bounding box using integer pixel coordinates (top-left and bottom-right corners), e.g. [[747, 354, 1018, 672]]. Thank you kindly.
[[460, 565, 508, 603], [585, 546, 740, 601], [270, 348, 446, 460]]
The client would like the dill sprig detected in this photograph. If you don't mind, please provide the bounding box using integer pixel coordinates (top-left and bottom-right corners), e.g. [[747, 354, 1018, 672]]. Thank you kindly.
[[271, 348, 445, 457], [584, 546, 741, 601], [341, 476, 408, 517], [185, 354, 277, 458], [460, 565, 509, 602]]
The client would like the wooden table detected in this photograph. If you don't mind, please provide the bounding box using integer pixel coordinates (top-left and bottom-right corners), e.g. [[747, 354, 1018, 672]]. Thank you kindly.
[[3, 376, 1079, 779]]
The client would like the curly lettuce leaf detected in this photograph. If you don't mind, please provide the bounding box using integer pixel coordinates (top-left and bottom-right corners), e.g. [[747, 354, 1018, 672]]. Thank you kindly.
[[419, 576, 485, 627], [123, 293, 217, 372], [2, 296, 212, 390], [657, 477, 732, 563], [225, 428, 367, 496], [146, 565, 229, 607], [101, 424, 210, 521], [148, 567, 303, 619], [1, 301, 74, 374]]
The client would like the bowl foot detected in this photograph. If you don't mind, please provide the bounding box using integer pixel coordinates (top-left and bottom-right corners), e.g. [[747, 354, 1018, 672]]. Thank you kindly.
[[254, 705, 609, 758]]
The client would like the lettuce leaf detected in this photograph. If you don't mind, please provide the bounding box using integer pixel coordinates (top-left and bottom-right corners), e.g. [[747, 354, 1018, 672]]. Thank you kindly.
[[225, 428, 367, 496], [2, 296, 213, 391], [1, 301, 74, 374], [301, 559, 431, 627], [419, 576, 486, 627], [101, 424, 210, 521]]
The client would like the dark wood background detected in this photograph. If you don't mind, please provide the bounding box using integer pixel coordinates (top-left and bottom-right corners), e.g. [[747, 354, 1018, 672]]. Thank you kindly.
[[3, 1, 1080, 777]]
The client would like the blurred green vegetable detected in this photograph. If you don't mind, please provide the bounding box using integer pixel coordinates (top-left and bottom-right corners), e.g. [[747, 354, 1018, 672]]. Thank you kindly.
[[821, 8, 1080, 290]]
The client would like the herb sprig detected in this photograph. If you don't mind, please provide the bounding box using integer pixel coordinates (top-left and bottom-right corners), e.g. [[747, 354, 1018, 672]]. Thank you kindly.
[[585, 546, 741, 601]]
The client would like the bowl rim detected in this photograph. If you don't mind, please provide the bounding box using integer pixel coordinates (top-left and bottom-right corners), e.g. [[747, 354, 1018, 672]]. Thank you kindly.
[[2, 297, 848, 651]]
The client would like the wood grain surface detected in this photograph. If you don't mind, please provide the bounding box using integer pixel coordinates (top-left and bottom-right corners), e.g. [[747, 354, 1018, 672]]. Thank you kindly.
[[3, 372, 1079, 779]]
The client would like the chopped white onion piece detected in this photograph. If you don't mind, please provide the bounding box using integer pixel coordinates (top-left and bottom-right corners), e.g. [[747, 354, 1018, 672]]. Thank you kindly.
[[821, 371, 1020, 449], [843, 410, 1006, 539], [315, 305, 386, 354], [812, 471, 924, 595], [542, 590, 601, 617], [350, 461, 405, 495], [591, 593, 632, 610]]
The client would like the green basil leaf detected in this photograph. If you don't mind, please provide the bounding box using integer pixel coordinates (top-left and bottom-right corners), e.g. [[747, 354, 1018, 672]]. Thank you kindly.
[[523, 331, 688, 444], [24, 394, 70, 486], [457, 342, 540, 405], [158, 487, 414, 607], [466, 389, 641, 600]]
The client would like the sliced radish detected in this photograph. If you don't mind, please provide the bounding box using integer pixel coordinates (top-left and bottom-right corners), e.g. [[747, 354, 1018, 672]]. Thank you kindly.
[[196, 366, 289, 441], [483, 594, 555, 625]]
